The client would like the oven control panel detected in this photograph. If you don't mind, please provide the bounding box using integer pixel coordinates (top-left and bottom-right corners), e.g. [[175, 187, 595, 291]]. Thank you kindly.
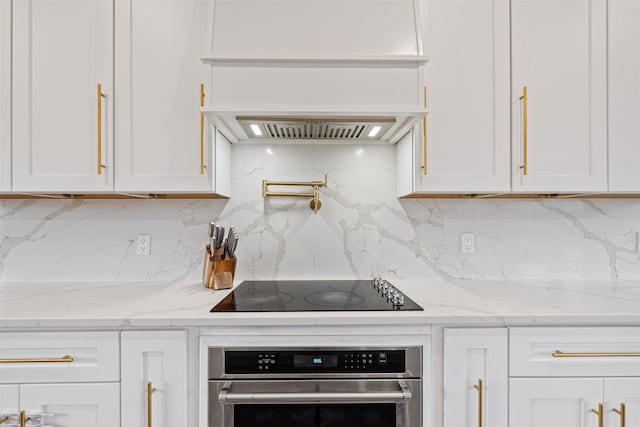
[[225, 349, 406, 374]]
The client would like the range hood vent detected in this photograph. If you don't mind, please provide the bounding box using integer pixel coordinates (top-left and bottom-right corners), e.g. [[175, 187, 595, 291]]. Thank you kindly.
[[237, 117, 395, 141], [201, 0, 427, 144]]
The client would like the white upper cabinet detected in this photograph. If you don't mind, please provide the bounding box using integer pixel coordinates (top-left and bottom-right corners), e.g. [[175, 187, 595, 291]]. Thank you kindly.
[[0, 0, 10, 192], [413, 0, 510, 193], [608, 0, 640, 191], [115, 0, 227, 193], [511, 0, 607, 193], [12, 0, 114, 193]]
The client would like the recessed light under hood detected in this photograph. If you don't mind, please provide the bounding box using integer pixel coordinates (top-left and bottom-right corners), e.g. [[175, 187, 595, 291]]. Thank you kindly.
[[201, 0, 428, 144]]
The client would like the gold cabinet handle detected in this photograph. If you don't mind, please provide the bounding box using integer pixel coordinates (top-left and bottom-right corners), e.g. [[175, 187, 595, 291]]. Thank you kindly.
[[147, 381, 156, 427], [519, 86, 528, 175], [0, 416, 9, 424], [591, 403, 604, 427], [613, 403, 626, 427], [421, 85, 427, 176], [0, 355, 74, 363], [200, 83, 206, 174], [473, 378, 483, 427], [19, 410, 31, 427], [553, 350, 640, 357], [97, 83, 107, 174]]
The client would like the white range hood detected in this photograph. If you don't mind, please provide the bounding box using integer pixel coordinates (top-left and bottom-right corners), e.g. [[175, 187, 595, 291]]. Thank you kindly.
[[201, 0, 428, 144]]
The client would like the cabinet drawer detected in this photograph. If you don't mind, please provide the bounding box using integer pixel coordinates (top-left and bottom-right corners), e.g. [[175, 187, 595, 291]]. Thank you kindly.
[[510, 327, 640, 377], [0, 331, 119, 383]]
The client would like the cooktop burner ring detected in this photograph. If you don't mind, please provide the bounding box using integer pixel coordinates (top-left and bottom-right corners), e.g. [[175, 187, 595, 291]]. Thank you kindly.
[[233, 291, 296, 308], [303, 290, 366, 308]]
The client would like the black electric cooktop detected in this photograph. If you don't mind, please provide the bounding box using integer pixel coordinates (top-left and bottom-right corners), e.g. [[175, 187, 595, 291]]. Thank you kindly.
[[210, 279, 423, 312]]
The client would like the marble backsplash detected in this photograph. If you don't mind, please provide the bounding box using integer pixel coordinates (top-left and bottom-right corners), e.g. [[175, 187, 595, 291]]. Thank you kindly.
[[2, 144, 640, 282]]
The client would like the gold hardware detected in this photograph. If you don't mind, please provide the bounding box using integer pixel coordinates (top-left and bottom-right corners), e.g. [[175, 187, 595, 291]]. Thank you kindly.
[[473, 378, 483, 427], [613, 403, 626, 427], [0, 416, 9, 424], [0, 355, 74, 363], [19, 411, 31, 427], [553, 350, 640, 358], [97, 84, 106, 175], [519, 86, 528, 175], [262, 175, 328, 213], [421, 85, 427, 176], [200, 83, 206, 174], [147, 381, 156, 427], [591, 403, 604, 427]]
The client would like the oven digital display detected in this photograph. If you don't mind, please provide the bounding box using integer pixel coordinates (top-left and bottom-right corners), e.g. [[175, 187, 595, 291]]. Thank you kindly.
[[293, 354, 338, 368]]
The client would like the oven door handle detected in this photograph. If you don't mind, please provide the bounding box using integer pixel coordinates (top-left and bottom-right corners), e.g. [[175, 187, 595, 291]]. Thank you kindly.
[[218, 381, 412, 404]]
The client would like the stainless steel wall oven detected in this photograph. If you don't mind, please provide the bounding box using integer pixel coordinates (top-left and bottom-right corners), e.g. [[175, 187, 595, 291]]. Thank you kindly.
[[208, 346, 422, 427]]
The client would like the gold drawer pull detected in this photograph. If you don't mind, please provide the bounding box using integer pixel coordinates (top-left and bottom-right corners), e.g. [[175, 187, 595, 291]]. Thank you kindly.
[[0, 354, 74, 363], [473, 378, 483, 427], [519, 86, 528, 175], [19, 411, 31, 427], [613, 403, 626, 427], [200, 83, 206, 174], [553, 350, 640, 358], [0, 416, 9, 424], [591, 403, 604, 427], [97, 83, 107, 174], [147, 381, 156, 427]]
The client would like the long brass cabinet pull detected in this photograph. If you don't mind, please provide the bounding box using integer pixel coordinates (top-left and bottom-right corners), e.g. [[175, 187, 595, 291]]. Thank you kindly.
[[0, 416, 9, 424], [613, 403, 626, 427], [591, 403, 604, 427], [473, 378, 483, 427], [421, 85, 427, 176], [519, 86, 528, 175], [553, 350, 640, 358], [97, 83, 106, 174], [147, 381, 156, 427], [19, 411, 31, 427], [0, 355, 74, 363], [200, 83, 206, 174]]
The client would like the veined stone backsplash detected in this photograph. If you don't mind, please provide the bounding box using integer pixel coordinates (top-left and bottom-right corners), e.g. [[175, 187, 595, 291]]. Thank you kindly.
[[2, 144, 640, 282]]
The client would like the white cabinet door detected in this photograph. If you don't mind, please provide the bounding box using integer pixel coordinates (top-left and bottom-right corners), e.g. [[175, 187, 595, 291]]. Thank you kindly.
[[608, 0, 640, 191], [0, 385, 18, 424], [511, 0, 607, 193], [121, 331, 187, 427], [20, 383, 119, 427], [414, 0, 510, 193], [115, 0, 222, 193], [12, 0, 114, 192], [444, 328, 508, 427], [605, 379, 640, 427], [510, 378, 602, 427], [0, 0, 10, 192]]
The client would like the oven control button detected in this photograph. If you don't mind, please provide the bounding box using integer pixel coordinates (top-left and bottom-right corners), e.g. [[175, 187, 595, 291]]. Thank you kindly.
[[270, 359, 276, 364], [258, 360, 263, 364], [378, 352, 387, 363]]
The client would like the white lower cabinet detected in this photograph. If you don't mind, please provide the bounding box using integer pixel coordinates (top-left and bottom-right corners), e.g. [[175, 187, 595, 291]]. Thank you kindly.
[[510, 378, 602, 427], [20, 383, 119, 427], [605, 378, 640, 427], [511, 378, 640, 427], [0, 385, 18, 424], [121, 330, 188, 427], [443, 328, 508, 427], [509, 327, 640, 427]]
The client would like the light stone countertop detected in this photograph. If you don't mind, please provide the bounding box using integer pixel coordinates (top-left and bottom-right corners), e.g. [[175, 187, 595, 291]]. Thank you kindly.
[[0, 279, 639, 329]]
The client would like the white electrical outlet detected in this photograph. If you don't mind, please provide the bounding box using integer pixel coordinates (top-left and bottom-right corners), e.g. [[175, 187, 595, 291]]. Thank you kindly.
[[136, 234, 151, 256], [461, 232, 475, 254]]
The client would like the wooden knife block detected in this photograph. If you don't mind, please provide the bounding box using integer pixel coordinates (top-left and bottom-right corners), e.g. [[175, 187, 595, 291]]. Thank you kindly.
[[202, 245, 237, 290]]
